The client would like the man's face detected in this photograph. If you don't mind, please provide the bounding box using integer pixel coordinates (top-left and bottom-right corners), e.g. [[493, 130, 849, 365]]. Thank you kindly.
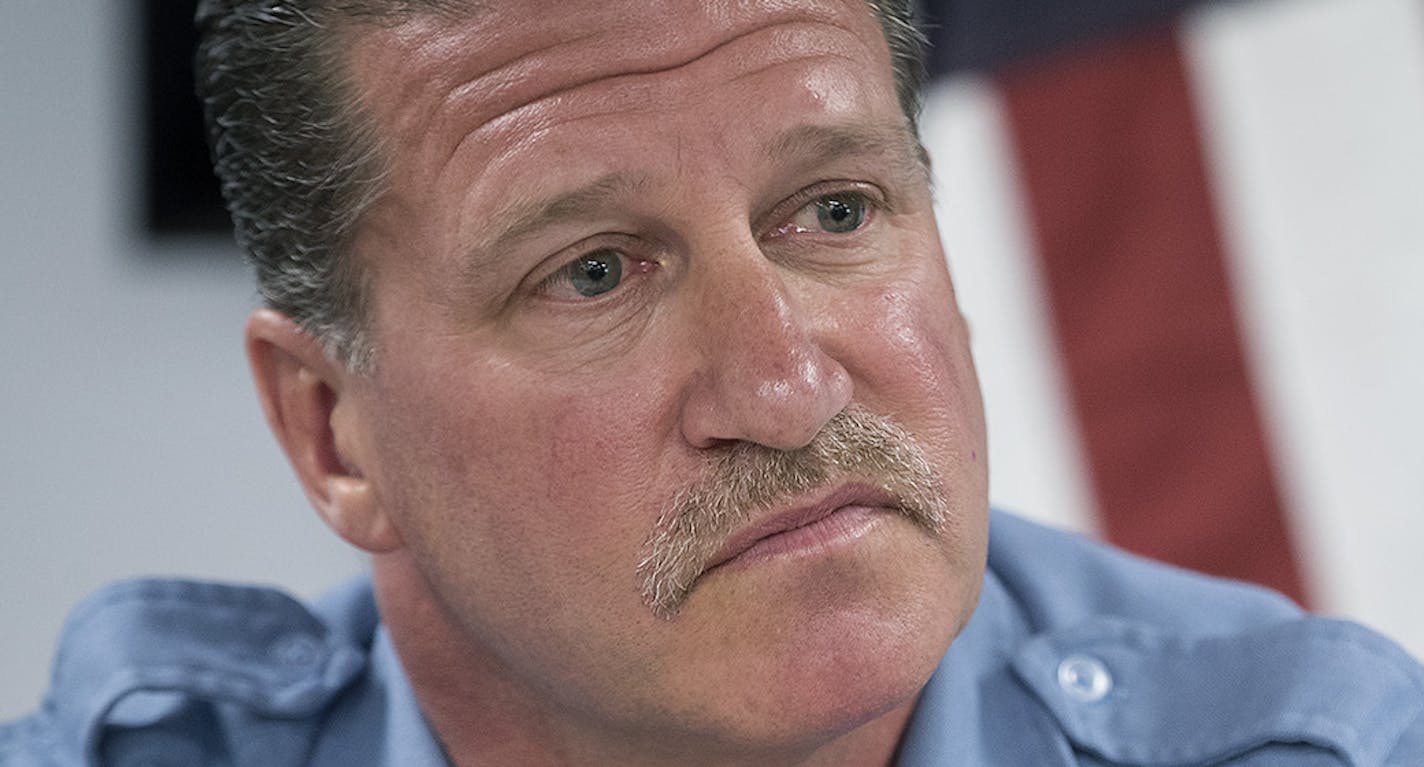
[[340, 0, 987, 748]]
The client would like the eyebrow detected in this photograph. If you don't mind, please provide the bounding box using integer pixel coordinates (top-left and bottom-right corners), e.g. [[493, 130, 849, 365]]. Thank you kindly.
[[764, 122, 929, 183], [481, 173, 647, 253], [491, 124, 924, 244]]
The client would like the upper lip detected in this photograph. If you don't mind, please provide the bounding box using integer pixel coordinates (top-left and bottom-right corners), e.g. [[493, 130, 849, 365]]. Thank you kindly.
[[702, 481, 899, 572]]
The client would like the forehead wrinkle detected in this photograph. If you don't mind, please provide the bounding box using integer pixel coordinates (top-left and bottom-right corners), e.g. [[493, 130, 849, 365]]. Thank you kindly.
[[445, 9, 861, 123], [437, 15, 866, 182], [447, 19, 766, 120]]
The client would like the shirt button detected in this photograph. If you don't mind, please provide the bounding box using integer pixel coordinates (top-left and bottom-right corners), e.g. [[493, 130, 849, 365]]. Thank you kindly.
[[1057, 654, 1113, 702]]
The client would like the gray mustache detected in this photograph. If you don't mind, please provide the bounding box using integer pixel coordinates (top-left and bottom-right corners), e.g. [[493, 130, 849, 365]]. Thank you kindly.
[[637, 404, 949, 618]]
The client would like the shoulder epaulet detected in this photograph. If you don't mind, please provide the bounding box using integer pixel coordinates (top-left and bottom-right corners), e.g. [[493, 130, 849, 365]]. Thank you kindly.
[[1010, 615, 1424, 765]]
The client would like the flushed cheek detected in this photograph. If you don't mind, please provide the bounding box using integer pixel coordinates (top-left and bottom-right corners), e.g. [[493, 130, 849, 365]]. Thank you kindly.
[[536, 393, 673, 537], [372, 368, 673, 674], [402, 371, 689, 687], [840, 281, 978, 425], [451, 364, 675, 571]]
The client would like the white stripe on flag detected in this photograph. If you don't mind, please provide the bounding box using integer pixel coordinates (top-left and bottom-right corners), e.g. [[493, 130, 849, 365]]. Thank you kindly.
[[921, 75, 1101, 537], [1185, 0, 1424, 655]]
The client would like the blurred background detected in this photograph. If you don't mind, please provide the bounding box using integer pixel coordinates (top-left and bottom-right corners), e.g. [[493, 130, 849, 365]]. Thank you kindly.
[[2, 0, 1421, 720]]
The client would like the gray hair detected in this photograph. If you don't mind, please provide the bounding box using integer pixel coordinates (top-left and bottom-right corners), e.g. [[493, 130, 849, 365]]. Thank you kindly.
[[195, 1, 928, 372]]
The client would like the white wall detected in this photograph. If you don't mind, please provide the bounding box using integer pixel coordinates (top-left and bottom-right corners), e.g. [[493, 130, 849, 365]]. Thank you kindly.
[[1, 3, 360, 721]]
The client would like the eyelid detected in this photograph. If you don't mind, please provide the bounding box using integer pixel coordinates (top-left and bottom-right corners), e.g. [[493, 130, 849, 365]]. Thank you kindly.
[[757, 180, 888, 239]]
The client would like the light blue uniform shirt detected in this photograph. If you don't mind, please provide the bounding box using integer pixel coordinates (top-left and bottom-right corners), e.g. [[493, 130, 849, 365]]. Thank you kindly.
[[5, 512, 1422, 765]]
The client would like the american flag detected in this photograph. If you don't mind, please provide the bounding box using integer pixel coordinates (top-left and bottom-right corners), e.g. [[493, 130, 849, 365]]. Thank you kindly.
[[917, 0, 1424, 656]]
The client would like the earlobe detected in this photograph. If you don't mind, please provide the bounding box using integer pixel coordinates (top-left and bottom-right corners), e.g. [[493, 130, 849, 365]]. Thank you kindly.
[[325, 473, 402, 553], [245, 309, 403, 554]]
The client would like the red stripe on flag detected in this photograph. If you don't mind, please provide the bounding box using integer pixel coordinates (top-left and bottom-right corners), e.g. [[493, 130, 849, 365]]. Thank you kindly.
[[996, 25, 1311, 606]]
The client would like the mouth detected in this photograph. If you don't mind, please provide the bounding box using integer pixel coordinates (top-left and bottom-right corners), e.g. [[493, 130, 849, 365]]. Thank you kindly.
[[701, 482, 901, 574]]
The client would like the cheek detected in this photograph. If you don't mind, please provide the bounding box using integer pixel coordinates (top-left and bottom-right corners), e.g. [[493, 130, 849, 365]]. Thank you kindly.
[[831, 268, 989, 554], [366, 357, 683, 687], [370, 351, 674, 591], [840, 275, 981, 436], [532, 393, 675, 554]]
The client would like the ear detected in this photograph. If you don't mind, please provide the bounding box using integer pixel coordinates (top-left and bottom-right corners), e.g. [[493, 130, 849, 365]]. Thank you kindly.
[[245, 309, 402, 553]]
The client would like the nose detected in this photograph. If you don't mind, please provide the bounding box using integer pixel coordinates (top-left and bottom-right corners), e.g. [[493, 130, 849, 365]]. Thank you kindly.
[[678, 242, 853, 451]]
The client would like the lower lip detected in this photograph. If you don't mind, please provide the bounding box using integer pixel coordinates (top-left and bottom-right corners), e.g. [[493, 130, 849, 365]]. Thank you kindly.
[[713, 505, 894, 572]]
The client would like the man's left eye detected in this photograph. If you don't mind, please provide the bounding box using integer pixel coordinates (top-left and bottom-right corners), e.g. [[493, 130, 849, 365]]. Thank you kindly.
[[788, 192, 869, 235], [535, 248, 629, 301]]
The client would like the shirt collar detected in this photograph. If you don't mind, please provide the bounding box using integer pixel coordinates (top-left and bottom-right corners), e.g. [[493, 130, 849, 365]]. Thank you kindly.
[[369, 626, 452, 767], [897, 563, 1096, 767]]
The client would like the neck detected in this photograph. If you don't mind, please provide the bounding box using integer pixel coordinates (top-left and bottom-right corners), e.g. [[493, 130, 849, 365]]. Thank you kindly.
[[371, 553, 916, 767]]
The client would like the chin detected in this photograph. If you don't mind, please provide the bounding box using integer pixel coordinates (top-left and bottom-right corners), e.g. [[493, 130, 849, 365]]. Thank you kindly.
[[657, 536, 971, 750], [657, 605, 956, 759]]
